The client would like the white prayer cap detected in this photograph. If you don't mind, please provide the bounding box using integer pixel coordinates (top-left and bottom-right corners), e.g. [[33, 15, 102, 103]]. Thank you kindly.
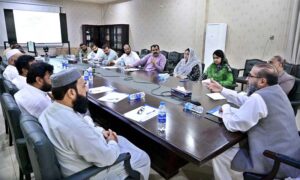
[[6, 49, 21, 60]]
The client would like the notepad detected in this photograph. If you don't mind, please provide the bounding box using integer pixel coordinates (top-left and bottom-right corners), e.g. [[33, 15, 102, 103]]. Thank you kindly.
[[124, 105, 158, 122], [88, 86, 114, 94], [206, 93, 226, 100], [98, 92, 128, 103], [101, 66, 118, 69], [124, 68, 139, 72]]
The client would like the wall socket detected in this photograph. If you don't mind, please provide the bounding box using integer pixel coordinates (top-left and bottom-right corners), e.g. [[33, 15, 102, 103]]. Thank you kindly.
[[269, 35, 275, 40]]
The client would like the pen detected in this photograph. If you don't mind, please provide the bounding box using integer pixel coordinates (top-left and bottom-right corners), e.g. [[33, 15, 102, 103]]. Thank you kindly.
[[146, 110, 156, 115]]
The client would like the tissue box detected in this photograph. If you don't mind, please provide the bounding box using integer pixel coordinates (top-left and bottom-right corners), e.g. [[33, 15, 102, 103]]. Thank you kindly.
[[171, 88, 192, 101]]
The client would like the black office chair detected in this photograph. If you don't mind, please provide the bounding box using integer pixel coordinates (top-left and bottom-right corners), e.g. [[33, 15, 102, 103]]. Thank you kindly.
[[1, 93, 32, 180], [288, 78, 300, 115], [0, 64, 5, 74], [160, 50, 169, 59], [3, 79, 19, 96], [243, 149, 300, 179], [20, 114, 140, 180], [140, 49, 150, 58], [284, 62, 296, 75], [236, 59, 266, 90], [165, 51, 181, 74], [226, 68, 240, 90]]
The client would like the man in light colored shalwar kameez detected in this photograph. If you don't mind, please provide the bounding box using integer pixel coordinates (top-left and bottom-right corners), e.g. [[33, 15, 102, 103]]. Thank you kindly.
[[39, 68, 151, 180], [206, 63, 300, 180]]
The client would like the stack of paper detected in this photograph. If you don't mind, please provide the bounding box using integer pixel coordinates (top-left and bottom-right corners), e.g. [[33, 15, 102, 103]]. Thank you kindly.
[[206, 93, 226, 100], [124, 68, 139, 72], [98, 92, 128, 103], [89, 86, 114, 94], [101, 66, 118, 69], [124, 105, 158, 122]]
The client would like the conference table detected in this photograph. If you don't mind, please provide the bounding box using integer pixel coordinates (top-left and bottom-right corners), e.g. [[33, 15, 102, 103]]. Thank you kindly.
[[48, 58, 246, 178]]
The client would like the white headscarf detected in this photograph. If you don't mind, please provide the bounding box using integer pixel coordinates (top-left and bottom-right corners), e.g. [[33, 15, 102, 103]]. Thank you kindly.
[[174, 48, 201, 76]]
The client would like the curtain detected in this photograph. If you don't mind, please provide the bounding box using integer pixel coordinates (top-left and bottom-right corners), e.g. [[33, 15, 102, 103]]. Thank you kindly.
[[286, 0, 300, 64]]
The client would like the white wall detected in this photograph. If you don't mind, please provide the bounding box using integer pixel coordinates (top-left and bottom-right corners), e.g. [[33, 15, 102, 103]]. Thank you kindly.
[[101, 0, 293, 68], [101, 0, 206, 58]]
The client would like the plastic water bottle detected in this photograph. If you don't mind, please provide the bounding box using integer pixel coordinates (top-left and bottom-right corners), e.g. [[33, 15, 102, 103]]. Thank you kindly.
[[128, 92, 145, 101], [87, 67, 93, 87], [83, 70, 89, 89], [79, 51, 83, 63], [65, 59, 69, 69], [183, 102, 204, 114], [157, 101, 167, 132], [62, 59, 65, 69]]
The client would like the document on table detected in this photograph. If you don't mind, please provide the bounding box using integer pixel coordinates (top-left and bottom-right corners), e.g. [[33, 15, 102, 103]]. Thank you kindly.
[[206, 93, 226, 100], [98, 92, 128, 103], [207, 105, 238, 118], [101, 66, 119, 69], [124, 105, 158, 122], [88, 86, 114, 94], [124, 68, 139, 72]]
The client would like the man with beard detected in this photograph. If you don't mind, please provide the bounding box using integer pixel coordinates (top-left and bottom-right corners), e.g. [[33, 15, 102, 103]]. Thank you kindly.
[[127, 44, 166, 72], [14, 62, 53, 118], [115, 44, 140, 67], [87, 43, 104, 65], [12, 55, 36, 90], [206, 63, 300, 179], [77, 43, 91, 60], [39, 68, 150, 179], [100, 44, 118, 66], [3, 49, 23, 81]]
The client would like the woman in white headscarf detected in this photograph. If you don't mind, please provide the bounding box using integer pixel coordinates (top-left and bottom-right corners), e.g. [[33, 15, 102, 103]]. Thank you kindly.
[[173, 48, 202, 81]]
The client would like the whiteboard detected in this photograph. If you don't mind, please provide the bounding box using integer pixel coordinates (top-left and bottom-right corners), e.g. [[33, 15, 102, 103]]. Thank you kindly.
[[204, 23, 227, 70]]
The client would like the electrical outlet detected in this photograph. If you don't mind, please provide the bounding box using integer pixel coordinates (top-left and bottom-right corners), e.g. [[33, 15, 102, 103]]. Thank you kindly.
[[269, 35, 275, 40]]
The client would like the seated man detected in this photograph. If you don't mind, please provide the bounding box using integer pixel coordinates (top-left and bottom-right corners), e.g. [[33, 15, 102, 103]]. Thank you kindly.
[[100, 44, 118, 66], [127, 44, 166, 72], [12, 55, 36, 90], [115, 44, 140, 66], [3, 49, 23, 81], [77, 43, 91, 60], [87, 44, 104, 65], [206, 63, 300, 179], [14, 62, 53, 118], [269, 55, 295, 94], [39, 68, 150, 179]]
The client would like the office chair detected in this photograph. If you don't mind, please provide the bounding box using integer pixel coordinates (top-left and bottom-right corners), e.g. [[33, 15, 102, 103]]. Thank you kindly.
[[236, 59, 266, 90], [3, 79, 19, 96], [288, 78, 300, 115], [160, 50, 169, 59], [226, 67, 240, 90], [20, 114, 140, 180], [1, 93, 32, 180], [140, 49, 150, 58], [165, 51, 181, 74]]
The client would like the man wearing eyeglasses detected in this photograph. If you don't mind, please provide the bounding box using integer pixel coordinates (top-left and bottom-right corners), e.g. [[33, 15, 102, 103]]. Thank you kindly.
[[206, 63, 300, 179], [126, 44, 166, 72]]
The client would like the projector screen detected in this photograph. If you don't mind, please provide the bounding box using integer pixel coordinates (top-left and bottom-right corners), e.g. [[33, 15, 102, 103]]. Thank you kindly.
[[13, 10, 62, 43]]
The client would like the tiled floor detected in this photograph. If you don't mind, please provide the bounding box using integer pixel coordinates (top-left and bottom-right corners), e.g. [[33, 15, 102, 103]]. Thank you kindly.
[[0, 104, 213, 180]]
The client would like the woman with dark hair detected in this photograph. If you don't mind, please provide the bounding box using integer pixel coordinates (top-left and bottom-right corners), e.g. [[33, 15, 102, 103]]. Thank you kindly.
[[203, 49, 233, 87], [173, 48, 201, 81]]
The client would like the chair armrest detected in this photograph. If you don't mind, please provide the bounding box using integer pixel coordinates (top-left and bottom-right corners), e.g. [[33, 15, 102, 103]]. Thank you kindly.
[[15, 138, 26, 147], [65, 153, 131, 180], [264, 150, 300, 169], [291, 100, 300, 107]]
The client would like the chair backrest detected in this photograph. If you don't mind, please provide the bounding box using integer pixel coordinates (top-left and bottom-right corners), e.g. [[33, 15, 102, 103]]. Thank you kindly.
[[0, 65, 5, 74], [293, 65, 300, 79], [140, 49, 150, 58], [160, 50, 169, 59], [284, 62, 296, 75], [0, 74, 5, 94], [1, 93, 22, 141], [20, 114, 62, 180], [231, 68, 240, 83], [243, 59, 266, 77], [3, 79, 18, 96], [168, 51, 181, 64], [289, 78, 300, 101]]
